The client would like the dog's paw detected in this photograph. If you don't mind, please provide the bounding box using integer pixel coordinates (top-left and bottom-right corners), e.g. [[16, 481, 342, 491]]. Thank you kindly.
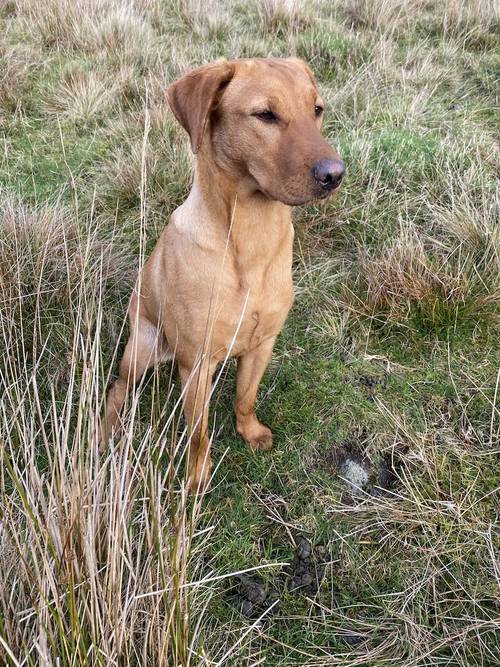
[[238, 422, 274, 451], [248, 431, 274, 452], [237, 415, 274, 452]]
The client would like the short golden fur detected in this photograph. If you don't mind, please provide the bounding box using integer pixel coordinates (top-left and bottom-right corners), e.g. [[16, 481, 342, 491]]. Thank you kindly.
[[103, 58, 343, 490]]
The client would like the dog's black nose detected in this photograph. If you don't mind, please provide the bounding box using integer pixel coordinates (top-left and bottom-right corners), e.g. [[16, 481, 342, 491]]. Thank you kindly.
[[312, 159, 345, 190]]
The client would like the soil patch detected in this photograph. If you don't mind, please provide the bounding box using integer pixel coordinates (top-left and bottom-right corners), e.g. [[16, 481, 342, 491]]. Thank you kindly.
[[231, 536, 331, 618]]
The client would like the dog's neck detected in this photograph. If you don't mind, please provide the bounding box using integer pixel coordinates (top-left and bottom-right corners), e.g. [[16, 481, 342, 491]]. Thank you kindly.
[[191, 154, 292, 241]]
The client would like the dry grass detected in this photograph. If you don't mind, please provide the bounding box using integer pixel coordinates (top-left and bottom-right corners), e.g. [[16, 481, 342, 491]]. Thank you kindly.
[[343, 163, 500, 328], [17, 0, 155, 59], [439, 0, 499, 41], [431, 173, 500, 260], [0, 194, 133, 404], [94, 127, 192, 214], [343, 0, 499, 42], [0, 48, 29, 116], [174, 0, 231, 38], [257, 0, 311, 34], [323, 405, 499, 666], [0, 193, 263, 665], [343, 0, 421, 34], [358, 224, 441, 315], [45, 68, 119, 121], [1, 0, 499, 664]]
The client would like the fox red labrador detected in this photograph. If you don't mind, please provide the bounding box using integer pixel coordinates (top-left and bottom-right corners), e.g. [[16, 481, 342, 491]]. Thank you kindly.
[[103, 57, 344, 490]]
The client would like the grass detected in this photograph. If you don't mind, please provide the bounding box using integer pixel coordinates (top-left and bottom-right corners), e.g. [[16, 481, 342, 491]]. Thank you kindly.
[[0, 0, 499, 665]]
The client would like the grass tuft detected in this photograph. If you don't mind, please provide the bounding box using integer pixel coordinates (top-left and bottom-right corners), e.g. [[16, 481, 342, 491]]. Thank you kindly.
[[257, 0, 311, 35], [45, 67, 119, 122], [18, 0, 154, 59]]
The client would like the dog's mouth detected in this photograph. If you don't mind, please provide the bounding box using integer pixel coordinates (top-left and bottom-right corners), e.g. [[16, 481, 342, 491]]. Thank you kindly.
[[250, 170, 342, 207], [274, 184, 342, 207], [309, 183, 342, 203]]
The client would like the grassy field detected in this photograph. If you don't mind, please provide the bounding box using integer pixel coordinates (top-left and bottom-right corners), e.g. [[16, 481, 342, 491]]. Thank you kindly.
[[1, 0, 499, 665]]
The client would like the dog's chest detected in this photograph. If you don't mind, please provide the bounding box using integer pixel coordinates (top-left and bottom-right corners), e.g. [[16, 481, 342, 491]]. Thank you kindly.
[[161, 207, 294, 359], [218, 251, 294, 356]]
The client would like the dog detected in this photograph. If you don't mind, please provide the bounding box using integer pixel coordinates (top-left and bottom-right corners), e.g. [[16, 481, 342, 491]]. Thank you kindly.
[[103, 57, 344, 491]]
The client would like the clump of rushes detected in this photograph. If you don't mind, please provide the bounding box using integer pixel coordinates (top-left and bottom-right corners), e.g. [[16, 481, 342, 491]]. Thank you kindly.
[[0, 288, 211, 664], [0, 191, 279, 665]]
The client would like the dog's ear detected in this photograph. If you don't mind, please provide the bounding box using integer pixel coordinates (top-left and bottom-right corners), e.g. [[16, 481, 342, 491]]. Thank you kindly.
[[166, 61, 235, 154]]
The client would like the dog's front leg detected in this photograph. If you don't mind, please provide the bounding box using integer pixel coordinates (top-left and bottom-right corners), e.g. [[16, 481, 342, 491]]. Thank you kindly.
[[179, 359, 217, 492], [235, 336, 276, 452]]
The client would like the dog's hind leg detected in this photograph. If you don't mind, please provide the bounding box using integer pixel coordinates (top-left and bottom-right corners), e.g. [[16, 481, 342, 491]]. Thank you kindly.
[[102, 296, 169, 440], [178, 357, 217, 493]]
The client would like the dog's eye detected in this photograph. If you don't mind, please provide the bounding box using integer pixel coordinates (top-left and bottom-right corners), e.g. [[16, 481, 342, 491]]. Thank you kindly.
[[314, 105, 324, 118], [253, 110, 278, 123]]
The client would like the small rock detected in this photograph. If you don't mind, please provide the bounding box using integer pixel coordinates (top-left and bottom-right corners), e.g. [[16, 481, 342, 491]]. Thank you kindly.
[[339, 457, 370, 492]]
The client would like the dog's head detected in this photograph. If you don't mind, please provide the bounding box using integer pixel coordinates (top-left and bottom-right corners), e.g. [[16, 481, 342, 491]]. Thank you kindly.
[[167, 58, 344, 206]]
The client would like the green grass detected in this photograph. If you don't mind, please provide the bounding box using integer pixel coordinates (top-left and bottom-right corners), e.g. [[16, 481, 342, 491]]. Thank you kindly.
[[1, 1, 499, 665]]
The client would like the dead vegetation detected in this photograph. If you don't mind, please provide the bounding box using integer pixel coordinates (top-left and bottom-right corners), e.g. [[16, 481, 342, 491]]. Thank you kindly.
[[0, 0, 498, 665]]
